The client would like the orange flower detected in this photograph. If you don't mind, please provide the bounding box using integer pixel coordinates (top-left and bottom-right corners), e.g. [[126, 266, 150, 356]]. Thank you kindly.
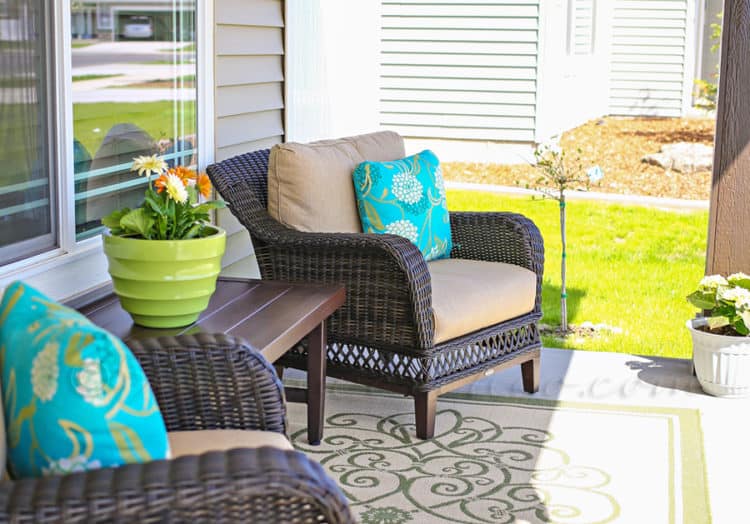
[[155, 166, 198, 194], [196, 172, 212, 199], [154, 173, 169, 193], [168, 165, 197, 184]]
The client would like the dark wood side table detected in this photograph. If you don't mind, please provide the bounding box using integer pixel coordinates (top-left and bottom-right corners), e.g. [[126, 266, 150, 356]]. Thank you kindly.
[[79, 277, 345, 445]]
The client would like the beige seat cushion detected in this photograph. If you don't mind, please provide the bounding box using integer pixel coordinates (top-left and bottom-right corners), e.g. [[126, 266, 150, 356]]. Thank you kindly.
[[267, 131, 405, 233], [428, 258, 537, 344], [168, 429, 293, 458]]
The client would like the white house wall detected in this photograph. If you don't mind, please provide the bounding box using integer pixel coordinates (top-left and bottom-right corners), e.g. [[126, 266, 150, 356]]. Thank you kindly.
[[534, 0, 611, 143], [608, 0, 696, 117], [284, 0, 382, 143], [214, 0, 284, 276], [379, 0, 540, 143]]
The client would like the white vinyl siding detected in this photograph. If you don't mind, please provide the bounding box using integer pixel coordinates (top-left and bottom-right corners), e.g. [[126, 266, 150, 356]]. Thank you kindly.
[[380, 0, 540, 142], [214, 0, 284, 273], [608, 0, 691, 117]]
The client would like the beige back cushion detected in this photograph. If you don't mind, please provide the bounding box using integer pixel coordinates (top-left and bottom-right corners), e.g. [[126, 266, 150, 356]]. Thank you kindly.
[[268, 131, 405, 233]]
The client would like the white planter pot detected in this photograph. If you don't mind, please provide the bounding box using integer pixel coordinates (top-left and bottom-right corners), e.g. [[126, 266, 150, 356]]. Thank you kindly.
[[688, 318, 750, 398]]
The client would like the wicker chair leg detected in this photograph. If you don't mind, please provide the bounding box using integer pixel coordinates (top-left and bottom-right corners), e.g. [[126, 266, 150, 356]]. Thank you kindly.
[[414, 391, 438, 439], [521, 356, 540, 393]]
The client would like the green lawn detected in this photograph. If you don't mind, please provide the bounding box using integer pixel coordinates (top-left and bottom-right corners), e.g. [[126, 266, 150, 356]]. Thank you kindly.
[[447, 190, 708, 358], [74, 101, 195, 155], [72, 74, 123, 83]]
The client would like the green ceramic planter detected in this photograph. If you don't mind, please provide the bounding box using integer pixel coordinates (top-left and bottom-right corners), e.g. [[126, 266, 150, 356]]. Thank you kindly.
[[103, 227, 226, 328]]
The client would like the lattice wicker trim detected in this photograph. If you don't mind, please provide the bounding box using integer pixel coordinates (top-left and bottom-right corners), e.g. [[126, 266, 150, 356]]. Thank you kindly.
[[281, 318, 541, 390]]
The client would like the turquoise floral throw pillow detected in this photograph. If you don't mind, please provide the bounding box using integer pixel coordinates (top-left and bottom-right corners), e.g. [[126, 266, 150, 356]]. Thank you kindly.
[[0, 281, 169, 478], [353, 149, 452, 261]]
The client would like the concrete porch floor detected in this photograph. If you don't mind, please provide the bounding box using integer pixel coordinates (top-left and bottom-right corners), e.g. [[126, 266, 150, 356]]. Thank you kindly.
[[286, 347, 748, 524]]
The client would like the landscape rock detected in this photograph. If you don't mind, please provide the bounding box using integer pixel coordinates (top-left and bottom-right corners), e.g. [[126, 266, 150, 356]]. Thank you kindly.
[[642, 142, 713, 173]]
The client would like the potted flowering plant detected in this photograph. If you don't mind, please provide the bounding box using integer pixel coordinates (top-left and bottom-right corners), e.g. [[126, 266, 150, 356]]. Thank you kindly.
[[687, 273, 750, 397], [101, 155, 226, 328]]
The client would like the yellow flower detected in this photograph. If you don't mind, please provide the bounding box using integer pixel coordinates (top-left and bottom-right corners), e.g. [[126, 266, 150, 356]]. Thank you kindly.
[[131, 155, 167, 177], [164, 173, 188, 204]]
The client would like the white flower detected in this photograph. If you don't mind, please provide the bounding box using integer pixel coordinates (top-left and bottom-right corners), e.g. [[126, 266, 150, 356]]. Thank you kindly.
[[131, 155, 167, 177], [76, 359, 107, 407], [698, 274, 728, 291], [31, 342, 59, 402], [42, 455, 102, 476], [385, 219, 418, 243], [164, 173, 188, 204], [392, 172, 423, 204], [718, 286, 750, 303]]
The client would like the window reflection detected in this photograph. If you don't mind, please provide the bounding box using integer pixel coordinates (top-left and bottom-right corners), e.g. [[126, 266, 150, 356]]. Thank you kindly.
[[0, 0, 55, 265], [70, 1, 197, 240]]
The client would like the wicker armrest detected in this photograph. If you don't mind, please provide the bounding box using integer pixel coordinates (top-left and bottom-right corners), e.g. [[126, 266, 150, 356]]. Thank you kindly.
[[449, 211, 545, 310], [0, 447, 354, 523], [250, 214, 436, 351], [128, 334, 287, 434]]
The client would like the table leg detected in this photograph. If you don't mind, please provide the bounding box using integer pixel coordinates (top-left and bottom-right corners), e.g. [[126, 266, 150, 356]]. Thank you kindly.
[[307, 320, 327, 445]]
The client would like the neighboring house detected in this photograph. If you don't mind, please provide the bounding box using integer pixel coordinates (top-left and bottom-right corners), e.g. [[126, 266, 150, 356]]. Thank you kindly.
[[71, 0, 195, 41], [378, 0, 715, 155]]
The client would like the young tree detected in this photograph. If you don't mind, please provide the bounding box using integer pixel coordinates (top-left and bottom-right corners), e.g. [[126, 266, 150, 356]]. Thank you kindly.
[[694, 12, 723, 111], [529, 144, 603, 332]]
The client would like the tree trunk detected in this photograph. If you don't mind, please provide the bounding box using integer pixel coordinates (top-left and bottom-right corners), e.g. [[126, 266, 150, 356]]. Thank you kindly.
[[560, 195, 568, 331]]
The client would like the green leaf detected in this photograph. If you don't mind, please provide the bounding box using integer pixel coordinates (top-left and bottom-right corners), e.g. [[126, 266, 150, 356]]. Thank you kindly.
[[120, 208, 155, 239], [686, 290, 716, 310], [192, 201, 226, 215], [101, 208, 130, 229], [740, 311, 750, 333], [706, 316, 731, 329], [729, 275, 750, 290], [183, 224, 202, 239], [733, 318, 750, 336], [144, 193, 166, 216]]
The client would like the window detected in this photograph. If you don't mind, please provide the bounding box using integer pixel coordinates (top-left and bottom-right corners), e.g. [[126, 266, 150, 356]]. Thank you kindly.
[[569, 0, 595, 56], [0, 1, 200, 268], [0, 0, 56, 265], [71, 2, 197, 240]]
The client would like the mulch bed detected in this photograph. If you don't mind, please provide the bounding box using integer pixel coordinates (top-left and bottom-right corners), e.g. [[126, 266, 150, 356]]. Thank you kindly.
[[442, 116, 715, 201]]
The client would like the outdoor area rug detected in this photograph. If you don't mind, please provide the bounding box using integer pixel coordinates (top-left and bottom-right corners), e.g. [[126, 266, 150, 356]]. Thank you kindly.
[[287, 384, 710, 524]]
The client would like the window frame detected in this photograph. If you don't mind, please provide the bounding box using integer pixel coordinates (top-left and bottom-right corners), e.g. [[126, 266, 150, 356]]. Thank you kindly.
[[0, 0, 214, 300]]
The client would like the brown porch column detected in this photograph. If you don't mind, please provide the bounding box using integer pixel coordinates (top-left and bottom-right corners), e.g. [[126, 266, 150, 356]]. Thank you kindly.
[[706, 0, 750, 275]]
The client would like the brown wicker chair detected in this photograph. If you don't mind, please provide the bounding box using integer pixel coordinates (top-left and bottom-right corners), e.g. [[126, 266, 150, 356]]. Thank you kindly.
[[207, 149, 544, 439], [0, 334, 353, 523]]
